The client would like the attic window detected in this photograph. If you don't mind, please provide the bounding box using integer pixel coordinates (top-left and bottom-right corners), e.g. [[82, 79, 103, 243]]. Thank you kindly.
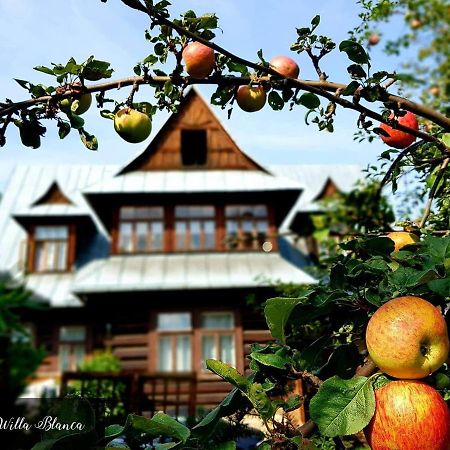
[[181, 130, 207, 166]]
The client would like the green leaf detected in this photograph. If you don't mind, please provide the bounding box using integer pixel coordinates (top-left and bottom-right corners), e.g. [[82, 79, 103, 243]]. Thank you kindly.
[[193, 388, 249, 436], [347, 64, 367, 79], [309, 376, 375, 437], [212, 441, 236, 450], [268, 91, 284, 110], [206, 360, 249, 390], [105, 424, 125, 439], [442, 133, 450, 147], [341, 80, 360, 95], [126, 413, 190, 443], [79, 129, 98, 151], [82, 58, 114, 80], [264, 297, 303, 344], [310, 15, 320, 31], [34, 65, 55, 76], [339, 40, 369, 64], [250, 351, 289, 369], [57, 121, 71, 139], [428, 277, 450, 296], [297, 93, 321, 109], [247, 383, 276, 420]]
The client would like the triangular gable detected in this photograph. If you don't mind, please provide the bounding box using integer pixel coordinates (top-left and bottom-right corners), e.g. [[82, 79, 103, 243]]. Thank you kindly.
[[118, 88, 269, 174], [31, 181, 73, 206], [313, 177, 339, 201]]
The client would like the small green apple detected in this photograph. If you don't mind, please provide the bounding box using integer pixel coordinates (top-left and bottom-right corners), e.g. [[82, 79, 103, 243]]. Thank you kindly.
[[236, 85, 266, 112], [114, 107, 152, 143], [60, 93, 92, 115]]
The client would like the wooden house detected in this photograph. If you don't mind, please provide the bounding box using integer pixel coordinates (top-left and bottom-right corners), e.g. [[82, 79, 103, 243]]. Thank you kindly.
[[0, 88, 361, 415]]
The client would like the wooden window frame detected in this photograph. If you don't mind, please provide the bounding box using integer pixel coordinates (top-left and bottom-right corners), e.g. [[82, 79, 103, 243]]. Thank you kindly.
[[112, 204, 277, 254], [27, 224, 75, 273], [116, 207, 165, 254], [149, 309, 243, 378], [57, 325, 88, 373], [174, 206, 216, 252], [223, 204, 277, 252]]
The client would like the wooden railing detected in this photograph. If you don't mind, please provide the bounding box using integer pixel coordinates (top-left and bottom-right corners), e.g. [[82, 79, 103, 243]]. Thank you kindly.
[[60, 372, 197, 420]]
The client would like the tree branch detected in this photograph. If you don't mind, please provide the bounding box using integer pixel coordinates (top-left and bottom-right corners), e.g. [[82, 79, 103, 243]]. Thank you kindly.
[[419, 157, 450, 228]]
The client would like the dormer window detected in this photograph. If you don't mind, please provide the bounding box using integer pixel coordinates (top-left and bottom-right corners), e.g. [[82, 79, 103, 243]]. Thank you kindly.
[[181, 130, 207, 166], [118, 207, 164, 253], [32, 225, 69, 272]]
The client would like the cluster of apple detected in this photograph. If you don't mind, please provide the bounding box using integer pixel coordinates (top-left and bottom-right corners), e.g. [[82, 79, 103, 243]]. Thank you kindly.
[[363, 234, 450, 450], [58, 41, 420, 148]]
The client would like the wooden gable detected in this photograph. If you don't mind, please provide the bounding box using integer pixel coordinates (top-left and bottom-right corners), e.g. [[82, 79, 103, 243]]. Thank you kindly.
[[314, 177, 339, 200], [32, 181, 73, 206], [119, 88, 268, 174]]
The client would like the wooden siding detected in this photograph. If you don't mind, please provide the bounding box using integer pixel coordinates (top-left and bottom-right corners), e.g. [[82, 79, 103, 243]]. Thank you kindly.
[[32, 181, 73, 205], [119, 90, 268, 173]]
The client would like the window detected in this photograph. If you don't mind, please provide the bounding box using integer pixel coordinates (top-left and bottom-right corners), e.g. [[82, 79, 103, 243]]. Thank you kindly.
[[33, 226, 69, 272], [156, 313, 192, 373], [175, 206, 215, 251], [58, 326, 86, 372], [118, 207, 164, 253], [181, 130, 207, 166], [200, 312, 236, 370], [225, 205, 270, 251]]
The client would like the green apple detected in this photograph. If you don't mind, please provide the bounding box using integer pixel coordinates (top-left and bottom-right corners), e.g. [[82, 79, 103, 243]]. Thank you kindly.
[[60, 93, 92, 115], [366, 296, 449, 379], [114, 108, 152, 143]]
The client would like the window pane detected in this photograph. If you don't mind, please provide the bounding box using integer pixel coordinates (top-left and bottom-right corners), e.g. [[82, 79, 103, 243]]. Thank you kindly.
[[73, 345, 86, 369], [158, 336, 172, 371], [256, 220, 269, 233], [157, 313, 192, 331], [120, 207, 163, 220], [202, 335, 216, 368], [225, 205, 267, 219], [176, 335, 191, 372], [59, 344, 71, 372], [175, 221, 187, 250], [119, 223, 133, 252], [151, 222, 164, 251], [34, 243, 46, 271], [201, 313, 234, 329], [190, 220, 201, 250], [46, 242, 58, 270], [220, 335, 235, 366], [136, 222, 149, 252], [204, 221, 215, 250], [175, 206, 214, 218], [35, 226, 68, 240], [56, 242, 68, 270], [59, 326, 86, 342]]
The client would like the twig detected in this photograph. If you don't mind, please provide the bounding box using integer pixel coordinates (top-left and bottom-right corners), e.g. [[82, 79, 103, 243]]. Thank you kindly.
[[419, 157, 450, 228]]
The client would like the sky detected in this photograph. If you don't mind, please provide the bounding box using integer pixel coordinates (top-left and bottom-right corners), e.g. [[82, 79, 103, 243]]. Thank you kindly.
[[0, 0, 415, 191]]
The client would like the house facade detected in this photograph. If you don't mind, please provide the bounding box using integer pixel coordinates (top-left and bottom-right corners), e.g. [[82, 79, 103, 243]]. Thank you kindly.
[[0, 89, 361, 411]]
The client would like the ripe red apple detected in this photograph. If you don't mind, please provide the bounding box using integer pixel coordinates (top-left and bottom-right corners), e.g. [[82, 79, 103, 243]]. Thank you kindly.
[[365, 380, 450, 450], [379, 111, 418, 149], [269, 55, 300, 78], [235, 85, 266, 112], [114, 108, 152, 143], [368, 33, 380, 46], [182, 42, 215, 78], [386, 231, 419, 251], [410, 18, 422, 29], [366, 296, 449, 379]]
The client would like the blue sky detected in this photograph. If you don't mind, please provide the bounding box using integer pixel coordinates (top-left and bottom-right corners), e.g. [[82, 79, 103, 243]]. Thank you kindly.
[[0, 0, 414, 190]]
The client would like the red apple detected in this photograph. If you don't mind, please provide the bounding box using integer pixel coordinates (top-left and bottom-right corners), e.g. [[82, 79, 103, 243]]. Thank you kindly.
[[365, 380, 450, 450], [368, 33, 380, 46], [366, 296, 449, 379], [269, 55, 300, 78], [379, 111, 418, 149], [182, 42, 215, 78], [386, 231, 419, 251], [236, 85, 266, 112]]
